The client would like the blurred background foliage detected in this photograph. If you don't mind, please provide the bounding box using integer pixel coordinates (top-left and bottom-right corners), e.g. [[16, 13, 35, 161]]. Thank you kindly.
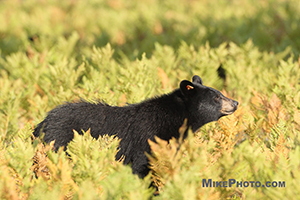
[[1, 0, 300, 59], [0, 0, 300, 199]]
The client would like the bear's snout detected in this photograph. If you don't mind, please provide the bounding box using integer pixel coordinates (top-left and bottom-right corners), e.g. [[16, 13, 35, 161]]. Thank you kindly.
[[220, 97, 238, 115], [232, 100, 239, 108]]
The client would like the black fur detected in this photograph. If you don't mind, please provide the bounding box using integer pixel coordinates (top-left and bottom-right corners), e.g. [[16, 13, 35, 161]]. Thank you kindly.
[[33, 75, 238, 178]]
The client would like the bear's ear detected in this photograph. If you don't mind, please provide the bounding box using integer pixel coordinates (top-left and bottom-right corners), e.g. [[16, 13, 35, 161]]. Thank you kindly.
[[180, 80, 195, 96], [192, 75, 203, 85]]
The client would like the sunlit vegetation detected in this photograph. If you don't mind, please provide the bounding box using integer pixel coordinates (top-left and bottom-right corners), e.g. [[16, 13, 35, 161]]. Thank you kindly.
[[0, 0, 299, 199]]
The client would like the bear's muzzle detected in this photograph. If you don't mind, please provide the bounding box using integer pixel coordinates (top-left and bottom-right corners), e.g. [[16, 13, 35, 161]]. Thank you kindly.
[[220, 97, 238, 115]]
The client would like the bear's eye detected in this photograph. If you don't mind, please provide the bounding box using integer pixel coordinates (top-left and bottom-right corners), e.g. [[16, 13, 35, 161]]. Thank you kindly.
[[214, 95, 221, 102]]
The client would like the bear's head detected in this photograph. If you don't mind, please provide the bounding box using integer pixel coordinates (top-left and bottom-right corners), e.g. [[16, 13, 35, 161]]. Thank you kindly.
[[180, 75, 238, 132]]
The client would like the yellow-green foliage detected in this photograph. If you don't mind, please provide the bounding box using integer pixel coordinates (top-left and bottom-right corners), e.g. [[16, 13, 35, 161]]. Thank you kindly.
[[0, 0, 300, 199]]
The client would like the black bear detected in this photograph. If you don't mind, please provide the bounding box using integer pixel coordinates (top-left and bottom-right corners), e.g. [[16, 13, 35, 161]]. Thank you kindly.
[[33, 75, 238, 178]]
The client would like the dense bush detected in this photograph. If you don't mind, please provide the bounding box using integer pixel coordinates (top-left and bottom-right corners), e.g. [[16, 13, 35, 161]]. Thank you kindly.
[[0, 0, 299, 199]]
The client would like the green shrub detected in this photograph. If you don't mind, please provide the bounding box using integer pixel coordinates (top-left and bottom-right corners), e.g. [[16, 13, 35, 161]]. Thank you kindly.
[[0, 0, 299, 199]]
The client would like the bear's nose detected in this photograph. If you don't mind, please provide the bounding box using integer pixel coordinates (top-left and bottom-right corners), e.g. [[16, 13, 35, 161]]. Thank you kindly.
[[232, 100, 239, 107]]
